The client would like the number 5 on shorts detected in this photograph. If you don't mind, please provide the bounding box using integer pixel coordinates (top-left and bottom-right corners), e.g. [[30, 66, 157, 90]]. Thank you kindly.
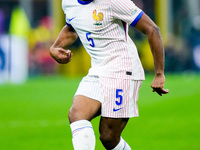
[[116, 89, 123, 106]]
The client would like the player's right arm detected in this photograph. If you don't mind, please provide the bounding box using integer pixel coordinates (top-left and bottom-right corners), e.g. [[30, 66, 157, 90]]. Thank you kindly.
[[50, 25, 78, 64]]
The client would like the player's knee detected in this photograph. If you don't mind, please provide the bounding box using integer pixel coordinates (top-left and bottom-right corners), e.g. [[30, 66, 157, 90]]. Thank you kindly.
[[99, 130, 119, 148], [99, 132, 112, 144], [68, 106, 79, 123]]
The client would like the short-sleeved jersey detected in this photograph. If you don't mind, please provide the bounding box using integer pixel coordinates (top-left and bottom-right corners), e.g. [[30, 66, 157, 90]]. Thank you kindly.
[[62, 0, 145, 80]]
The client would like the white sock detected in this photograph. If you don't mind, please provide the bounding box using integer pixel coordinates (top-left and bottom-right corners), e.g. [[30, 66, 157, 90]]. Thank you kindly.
[[112, 137, 131, 150], [70, 120, 95, 150]]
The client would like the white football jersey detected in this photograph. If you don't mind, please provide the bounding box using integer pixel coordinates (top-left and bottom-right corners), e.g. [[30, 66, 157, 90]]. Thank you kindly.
[[62, 0, 145, 80]]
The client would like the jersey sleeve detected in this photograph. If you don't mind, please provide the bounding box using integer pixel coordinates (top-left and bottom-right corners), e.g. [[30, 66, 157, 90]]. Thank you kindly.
[[62, 0, 72, 27], [65, 15, 72, 27], [111, 0, 144, 27]]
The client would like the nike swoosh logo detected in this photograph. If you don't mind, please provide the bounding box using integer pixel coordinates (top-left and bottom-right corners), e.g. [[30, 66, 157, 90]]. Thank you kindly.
[[113, 107, 123, 112], [69, 17, 76, 22]]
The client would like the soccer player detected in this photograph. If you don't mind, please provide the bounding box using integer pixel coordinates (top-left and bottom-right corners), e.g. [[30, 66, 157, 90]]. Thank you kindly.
[[50, 0, 169, 149]]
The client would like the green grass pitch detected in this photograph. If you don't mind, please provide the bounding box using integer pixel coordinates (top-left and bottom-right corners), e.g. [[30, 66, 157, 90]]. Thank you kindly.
[[0, 74, 200, 150]]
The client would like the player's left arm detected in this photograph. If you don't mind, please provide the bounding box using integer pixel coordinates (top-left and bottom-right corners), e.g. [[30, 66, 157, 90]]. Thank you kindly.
[[134, 13, 169, 96], [50, 25, 78, 64]]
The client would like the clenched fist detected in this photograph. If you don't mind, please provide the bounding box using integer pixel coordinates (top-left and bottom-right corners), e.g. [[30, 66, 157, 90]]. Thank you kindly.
[[50, 47, 73, 64]]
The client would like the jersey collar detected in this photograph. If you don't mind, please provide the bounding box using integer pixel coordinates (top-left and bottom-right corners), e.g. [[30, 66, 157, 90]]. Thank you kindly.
[[77, 0, 93, 5]]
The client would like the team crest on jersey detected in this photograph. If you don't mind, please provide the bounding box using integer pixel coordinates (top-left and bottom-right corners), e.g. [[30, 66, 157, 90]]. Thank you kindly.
[[93, 8, 104, 28]]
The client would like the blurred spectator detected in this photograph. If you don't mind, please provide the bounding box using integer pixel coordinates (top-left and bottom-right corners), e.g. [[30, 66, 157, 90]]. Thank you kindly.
[[0, 9, 5, 34], [28, 16, 56, 76], [165, 34, 191, 73], [29, 42, 56, 76], [189, 16, 200, 71]]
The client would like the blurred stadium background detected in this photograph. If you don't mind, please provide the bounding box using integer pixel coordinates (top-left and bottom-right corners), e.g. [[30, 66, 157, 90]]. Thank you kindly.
[[0, 0, 200, 150]]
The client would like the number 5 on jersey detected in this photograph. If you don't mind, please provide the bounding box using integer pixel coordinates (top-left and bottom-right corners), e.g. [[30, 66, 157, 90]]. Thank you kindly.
[[86, 32, 95, 48]]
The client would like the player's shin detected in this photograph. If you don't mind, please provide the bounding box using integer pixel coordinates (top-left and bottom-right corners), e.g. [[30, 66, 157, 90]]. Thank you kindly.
[[112, 137, 131, 150], [70, 120, 95, 150]]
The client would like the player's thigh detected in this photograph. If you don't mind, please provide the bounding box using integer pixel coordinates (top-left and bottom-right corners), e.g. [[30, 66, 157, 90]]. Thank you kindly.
[[68, 95, 101, 123], [99, 117, 129, 139]]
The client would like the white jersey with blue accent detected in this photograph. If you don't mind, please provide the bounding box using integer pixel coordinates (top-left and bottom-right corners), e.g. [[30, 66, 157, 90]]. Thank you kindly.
[[62, 0, 145, 80]]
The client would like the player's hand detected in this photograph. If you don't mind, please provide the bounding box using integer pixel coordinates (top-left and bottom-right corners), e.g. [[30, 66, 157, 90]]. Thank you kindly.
[[151, 74, 169, 96], [50, 47, 73, 64]]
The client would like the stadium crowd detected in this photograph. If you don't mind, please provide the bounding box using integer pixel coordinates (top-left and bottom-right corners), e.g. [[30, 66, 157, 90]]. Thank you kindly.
[[0, 0, 199, 78]]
